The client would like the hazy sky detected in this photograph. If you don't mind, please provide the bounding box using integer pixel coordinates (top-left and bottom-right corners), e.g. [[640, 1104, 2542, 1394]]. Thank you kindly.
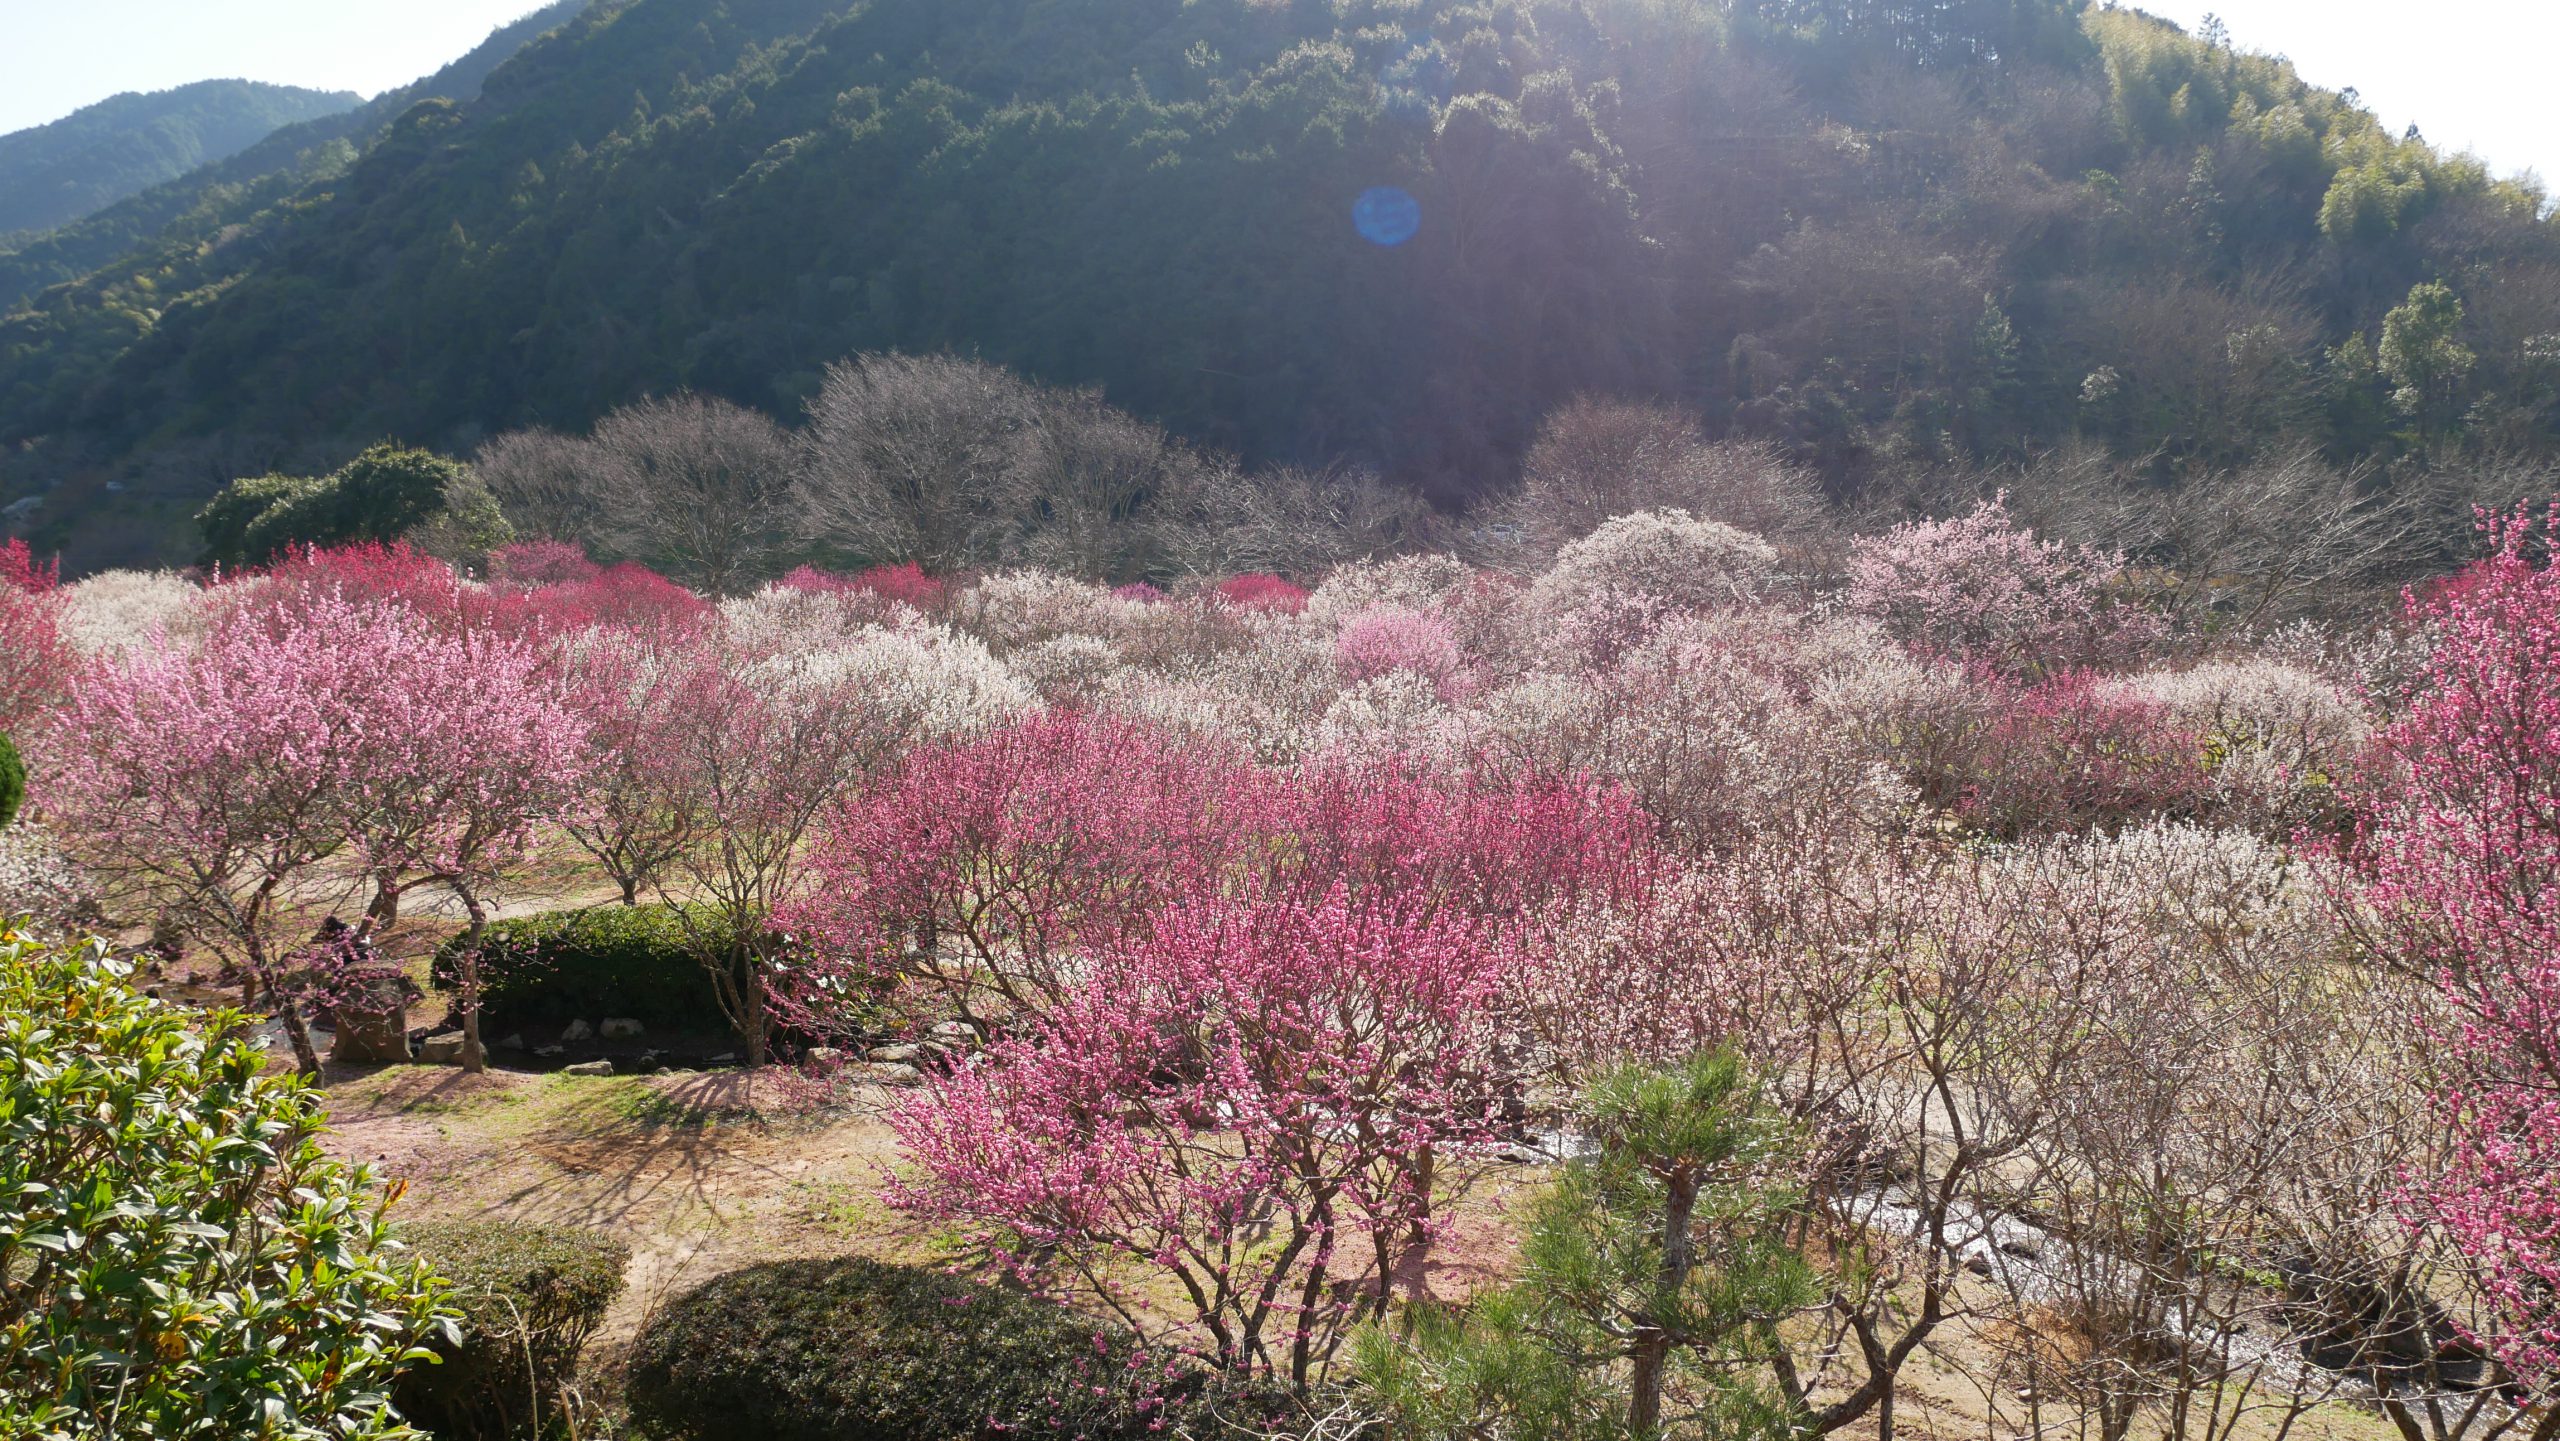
[[0, 0, 547, 136], [0, 0, 2555, 186], [2140, 1, 2556, 182]]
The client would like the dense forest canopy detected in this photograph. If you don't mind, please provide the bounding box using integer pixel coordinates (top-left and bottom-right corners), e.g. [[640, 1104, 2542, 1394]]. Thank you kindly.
[[1, 0, 2554, 573], [0, 80, 360, 241]]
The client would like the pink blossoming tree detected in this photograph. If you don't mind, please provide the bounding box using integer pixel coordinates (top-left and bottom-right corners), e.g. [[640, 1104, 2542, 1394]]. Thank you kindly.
[[558, 625, 709, 906], [784, 711, 1271, 1031], [0, 583, 69, 734], [1847, 496, 2161, 675], [888, 885, 1517, 1384], [45, 595, 460, 1075], [2355, 506, 2560, 1387], [334, 622, 590, 1072], [652, 634, 923, 1065]]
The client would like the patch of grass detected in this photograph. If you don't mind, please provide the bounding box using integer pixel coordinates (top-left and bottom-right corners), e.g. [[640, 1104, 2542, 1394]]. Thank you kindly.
[[790, 1178, 888, 1235], [792, 1167, 1006, 1266]]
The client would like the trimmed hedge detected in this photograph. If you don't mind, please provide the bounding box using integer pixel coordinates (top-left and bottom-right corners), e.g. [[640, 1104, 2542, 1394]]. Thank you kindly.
[[432, 904, 735, 1036], [626, 1258, 1264, 1441], [396, 1221, 628, 1441], [0, 732, 22, 829]]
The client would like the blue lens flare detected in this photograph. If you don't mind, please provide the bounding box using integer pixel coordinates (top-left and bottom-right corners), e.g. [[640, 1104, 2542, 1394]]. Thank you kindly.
[[1355, 187, 1421, 247]]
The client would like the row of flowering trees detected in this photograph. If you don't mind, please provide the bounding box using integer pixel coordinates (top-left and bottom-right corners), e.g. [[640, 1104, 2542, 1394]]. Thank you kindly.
[[4, 494, 2560, 1433]]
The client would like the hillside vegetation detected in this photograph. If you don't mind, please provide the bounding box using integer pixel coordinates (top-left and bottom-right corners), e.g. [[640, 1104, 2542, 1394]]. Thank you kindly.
[[4, 0, 2556, 572], [0, 0, 589, 316], [0, 80, 359, 241]]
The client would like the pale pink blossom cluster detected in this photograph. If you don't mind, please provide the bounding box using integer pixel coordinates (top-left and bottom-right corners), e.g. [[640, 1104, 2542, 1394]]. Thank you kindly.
[[1526, 506, 1779, 627], [1847, 494, 2163, 674], [0, 823, 93, 934], [53, 569, 211, 657]]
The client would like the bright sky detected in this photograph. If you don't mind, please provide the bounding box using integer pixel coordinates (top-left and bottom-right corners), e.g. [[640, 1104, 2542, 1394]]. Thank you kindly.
[[1, 1, 2555, 188], [0, 0, 550, 137], [2149, 0, 2560, 184]]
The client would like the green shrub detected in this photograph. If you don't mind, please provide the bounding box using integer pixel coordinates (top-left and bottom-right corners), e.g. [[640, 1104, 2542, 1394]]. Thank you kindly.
[[625, 1258, 1255, 1441], [433, 904, 733, 1036], [0, 731, 22, 829], [0, 934, 452, 1438], [198, 443, 474, 566], [198, 469, 323, 566], [393, 1222, 628, 1441]]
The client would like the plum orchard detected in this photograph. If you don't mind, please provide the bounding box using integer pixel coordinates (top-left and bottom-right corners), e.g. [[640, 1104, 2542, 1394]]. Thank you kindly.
[[5, 495, 2551, 1435]]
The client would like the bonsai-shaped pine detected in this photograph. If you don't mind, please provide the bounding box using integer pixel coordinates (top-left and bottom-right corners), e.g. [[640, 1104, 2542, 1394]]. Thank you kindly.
[[1356, 1049, 1818, 1441], [0, 731, 22, 829]]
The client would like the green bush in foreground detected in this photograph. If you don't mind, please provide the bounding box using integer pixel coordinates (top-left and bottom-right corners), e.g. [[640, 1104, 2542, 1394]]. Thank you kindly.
[[0, 934, 452, 1439], [432, 904, 729, 1036], [626, 1257, 1261, 1441], [393, 1222, 628, 1441]]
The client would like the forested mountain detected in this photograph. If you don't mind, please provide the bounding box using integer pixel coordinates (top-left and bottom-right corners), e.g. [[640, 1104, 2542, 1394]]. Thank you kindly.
[[0, 81, 360, 241], [0, 0, 591, 314], [4, 0, 2556, 572]]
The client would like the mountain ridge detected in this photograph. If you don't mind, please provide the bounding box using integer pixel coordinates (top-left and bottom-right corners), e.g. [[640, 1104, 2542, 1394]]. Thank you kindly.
[[0, 0, 592, 314], [0, 79, 361, 241]]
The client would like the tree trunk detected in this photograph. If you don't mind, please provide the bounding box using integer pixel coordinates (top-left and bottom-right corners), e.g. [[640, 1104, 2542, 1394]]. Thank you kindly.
[[742, 965, 769, 1068], [246, 929, 325, 1080], [1409, 1142, 1437, 1244], [1629, 1165, 1701, 1438], [280, 998, 323, 1080], [457, 888, 490, 1075], [367, 870, 402, 928]]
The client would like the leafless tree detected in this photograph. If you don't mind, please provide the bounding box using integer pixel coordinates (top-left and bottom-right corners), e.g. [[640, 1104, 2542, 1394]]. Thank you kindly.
[[475, 426, 611, 547], [1165, 460, 1433, 579], [1985, 834, 2385, 1441], [1009, 391, 1211, 583], [798, 352, 1042, 571], [1763, 838, 2107, 1441], [1485, 398, 1825, 567], [2000, 444, 2437, 625], [583, 393, 798, 597]]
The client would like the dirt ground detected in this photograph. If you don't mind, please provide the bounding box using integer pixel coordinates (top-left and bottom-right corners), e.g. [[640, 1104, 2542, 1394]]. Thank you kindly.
[[318, 1063, 931, 1349], [309, 1056, 2414, 1441]]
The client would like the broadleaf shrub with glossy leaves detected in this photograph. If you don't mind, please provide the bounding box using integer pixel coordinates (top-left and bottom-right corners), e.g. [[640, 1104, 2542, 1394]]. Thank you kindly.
[[0, 935, 451, 1438], [199, 443, 475, 567]]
